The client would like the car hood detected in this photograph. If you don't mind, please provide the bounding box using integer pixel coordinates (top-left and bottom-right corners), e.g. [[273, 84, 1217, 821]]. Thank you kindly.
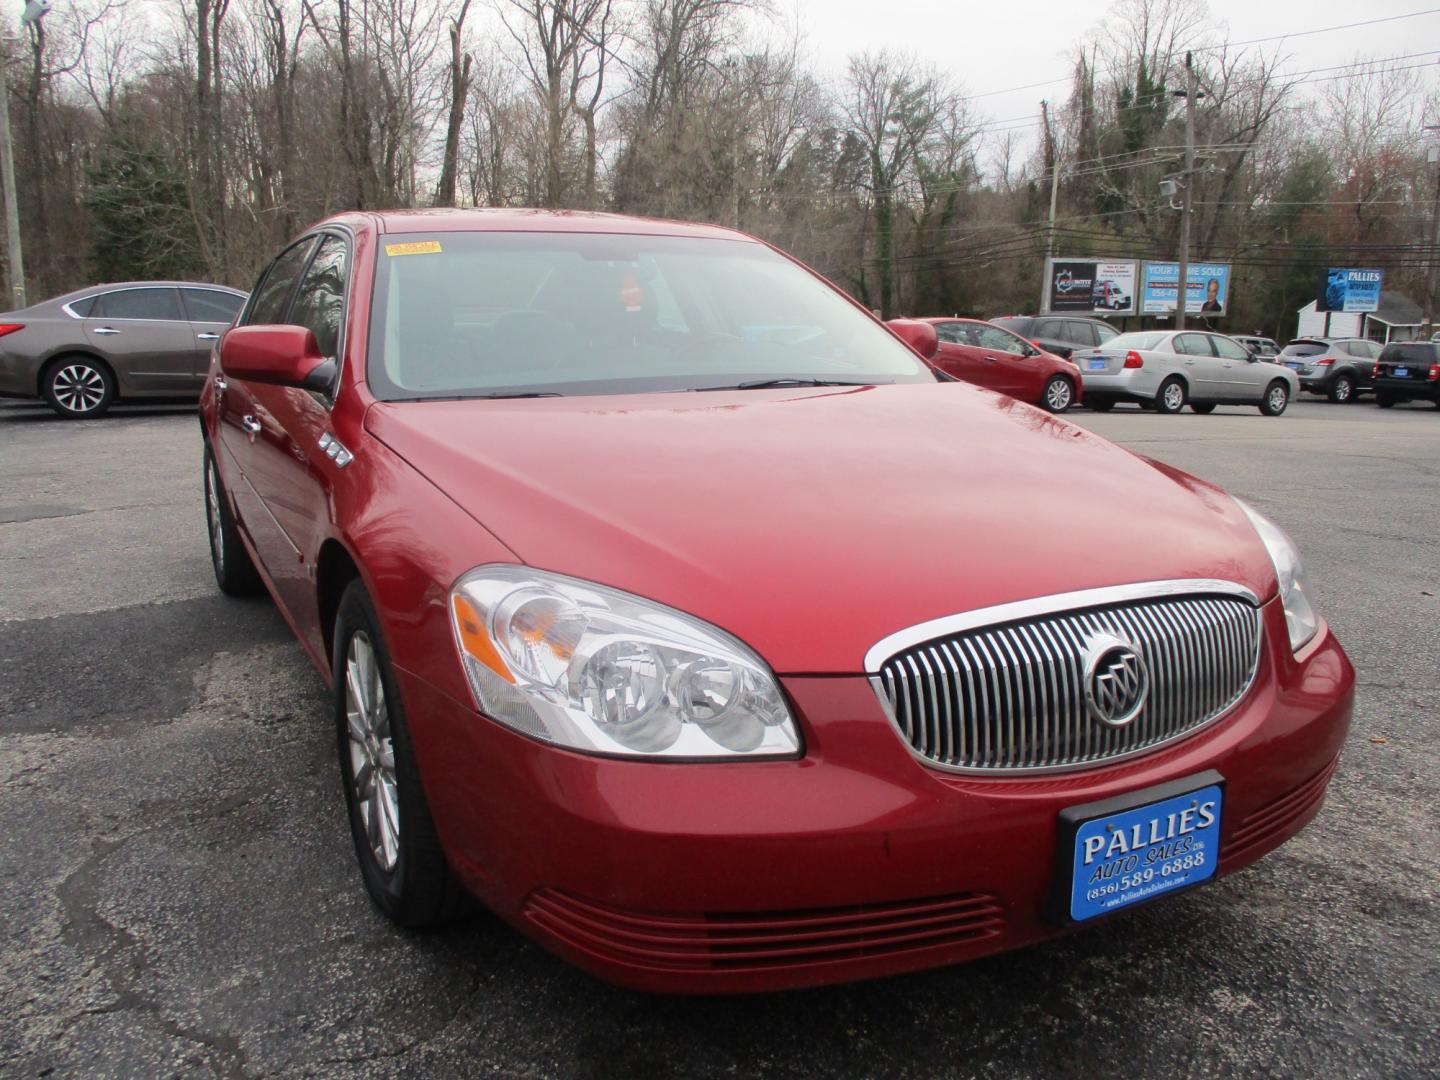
[[365, 383, 1276, 674]]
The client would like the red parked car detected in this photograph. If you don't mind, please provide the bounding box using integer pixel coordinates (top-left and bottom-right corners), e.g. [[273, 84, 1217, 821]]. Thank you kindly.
[[201, 210, 1353, 994], [922, 316, 1082, 412]]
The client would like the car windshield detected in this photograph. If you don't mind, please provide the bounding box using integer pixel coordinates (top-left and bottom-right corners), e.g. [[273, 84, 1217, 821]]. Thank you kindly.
[[366, 231, 936, 398], [1280, 341, 1327, 357], [1106, 332, 1170, 351]]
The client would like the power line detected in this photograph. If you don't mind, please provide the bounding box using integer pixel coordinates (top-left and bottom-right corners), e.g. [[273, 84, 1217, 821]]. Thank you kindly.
[[960, 7, 1440, 102]]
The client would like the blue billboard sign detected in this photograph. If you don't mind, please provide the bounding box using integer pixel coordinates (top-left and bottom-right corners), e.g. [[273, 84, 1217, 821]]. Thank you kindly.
[[1317, 268, 1383, 313], [1141, 262, 1231, 316]]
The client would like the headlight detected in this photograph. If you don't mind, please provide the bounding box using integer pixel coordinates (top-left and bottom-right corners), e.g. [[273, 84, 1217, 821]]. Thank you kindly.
[[448, 566, 801, 759], [1235, 500, 1320, 652]]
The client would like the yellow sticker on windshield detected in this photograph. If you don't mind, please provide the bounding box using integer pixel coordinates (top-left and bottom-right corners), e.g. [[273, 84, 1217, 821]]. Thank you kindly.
[[385, 240, 443, 257]]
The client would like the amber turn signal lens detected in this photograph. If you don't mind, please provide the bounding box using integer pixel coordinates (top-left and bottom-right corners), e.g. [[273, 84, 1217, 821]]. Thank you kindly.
[[452, 593, 515, 683]]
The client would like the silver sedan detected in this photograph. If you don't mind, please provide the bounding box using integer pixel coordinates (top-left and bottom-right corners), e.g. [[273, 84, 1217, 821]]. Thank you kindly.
[[0, 281, 247, 418], [1076, 329, 1299, 415]]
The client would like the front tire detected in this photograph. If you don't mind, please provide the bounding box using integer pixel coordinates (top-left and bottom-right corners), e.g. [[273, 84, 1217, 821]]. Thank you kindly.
[[334, 581, 465, 928], [42, 356, 115, 418], [203, 443, 264, 597], [1260, 380, 1290, 416], [1328, 374, 1355, 403], [1154, 377, 1187, 414], [1040, 375, 1074, 413]]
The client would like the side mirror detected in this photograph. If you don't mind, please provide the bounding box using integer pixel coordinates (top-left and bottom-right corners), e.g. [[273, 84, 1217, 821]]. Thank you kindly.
[[885, 318, 939, 360], [221, 325, 333, 392]]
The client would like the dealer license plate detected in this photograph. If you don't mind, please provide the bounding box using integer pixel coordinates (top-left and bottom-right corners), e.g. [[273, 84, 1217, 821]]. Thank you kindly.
[[1088, 358, 1106, 370], [1057, 773, 1223, 923], [1393, 367, 1409, 378]]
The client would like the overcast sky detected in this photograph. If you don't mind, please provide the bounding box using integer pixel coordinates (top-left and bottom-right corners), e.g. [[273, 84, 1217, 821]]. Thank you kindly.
[[795, 0, 1439, 157]]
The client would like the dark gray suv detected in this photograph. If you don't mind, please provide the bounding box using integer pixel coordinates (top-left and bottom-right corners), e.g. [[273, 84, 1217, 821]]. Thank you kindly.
[[989, 315, 1119, 359], [0, 281, 247, 418], [1276, 337, 1380, 403]]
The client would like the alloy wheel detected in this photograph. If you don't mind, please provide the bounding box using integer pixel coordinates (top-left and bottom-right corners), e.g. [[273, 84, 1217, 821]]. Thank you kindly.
[[1333, 377, 1352, 402], [51, 364, 106, 414], [1163, 383, 1184, 411], [1045, 378, 1072, 412], [345, 631, 400, 873], [205, 461, 224, 571], [1267, 385, 1289, 413]]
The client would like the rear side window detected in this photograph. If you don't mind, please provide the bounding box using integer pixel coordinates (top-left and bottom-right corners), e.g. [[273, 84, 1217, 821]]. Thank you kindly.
[[1174, 333, 1214, 356], [90, 288, 182, 321], [1062, 321, 1098, 347], [289, 235, 350, 360], [67, 296, 96, 317], [1095, 323, 1118, 343], [246, 239, 317, 326], [182, 289, 244, 324]]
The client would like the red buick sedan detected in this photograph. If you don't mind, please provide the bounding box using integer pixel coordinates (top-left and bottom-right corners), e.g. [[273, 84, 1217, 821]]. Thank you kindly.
[[921, 316, 1082, 411], [200, 210, 1353, 994]]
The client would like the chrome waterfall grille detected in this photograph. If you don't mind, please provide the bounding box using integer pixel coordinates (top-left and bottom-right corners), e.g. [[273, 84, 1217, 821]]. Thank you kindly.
[[870, 585, 1263, 773]]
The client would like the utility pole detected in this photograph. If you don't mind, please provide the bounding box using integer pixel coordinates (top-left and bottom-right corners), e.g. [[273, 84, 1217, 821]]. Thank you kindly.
[[0, 35, 25, 309], [1423, 126, 1439, 338], [1174, 52, 1197, 331], [0, 1, 46, 310], [1040, 100, 1060, 313]]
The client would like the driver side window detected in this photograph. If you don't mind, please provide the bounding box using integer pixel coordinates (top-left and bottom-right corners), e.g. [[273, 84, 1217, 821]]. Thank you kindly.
[[1212, 336, 1250, 361], [975, 326, 1024, 354]]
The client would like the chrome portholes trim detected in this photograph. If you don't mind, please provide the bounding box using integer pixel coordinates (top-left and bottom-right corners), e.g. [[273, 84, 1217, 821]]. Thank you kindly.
[[863, 580, 1260, 674], [319, 432, 353, 467], [868, 581, 1263, 776]]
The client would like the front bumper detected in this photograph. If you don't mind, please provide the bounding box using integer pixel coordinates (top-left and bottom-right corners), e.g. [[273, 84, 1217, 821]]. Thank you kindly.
[[400, 600, 1353, 993]]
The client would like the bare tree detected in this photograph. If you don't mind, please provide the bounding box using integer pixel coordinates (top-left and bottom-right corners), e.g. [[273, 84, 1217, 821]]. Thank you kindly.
[[842, 50, 942, 317], [497, 0, 616, 208], [436, 0, 473, 206]]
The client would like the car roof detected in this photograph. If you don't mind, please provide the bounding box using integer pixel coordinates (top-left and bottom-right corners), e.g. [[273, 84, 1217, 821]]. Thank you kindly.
[[33, 280, 246, 308], [334, 208, 751, 242]]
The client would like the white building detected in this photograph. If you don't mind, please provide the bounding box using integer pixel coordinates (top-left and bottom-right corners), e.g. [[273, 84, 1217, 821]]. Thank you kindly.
[[1295, 290, 1423, 342]]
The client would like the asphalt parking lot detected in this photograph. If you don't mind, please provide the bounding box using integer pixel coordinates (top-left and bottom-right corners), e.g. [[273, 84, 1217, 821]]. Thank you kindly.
[[2, 396, 1437, 1079]]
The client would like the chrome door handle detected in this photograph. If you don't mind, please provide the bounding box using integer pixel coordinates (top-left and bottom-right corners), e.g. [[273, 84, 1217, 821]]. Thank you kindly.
[[241, 415, 262, 435], [1184, 359, 1196, 365], [983, 355, 998, 362], [214, 375, 227, 392], [93, 326, 121, 335], [197, 332, 220, 341]]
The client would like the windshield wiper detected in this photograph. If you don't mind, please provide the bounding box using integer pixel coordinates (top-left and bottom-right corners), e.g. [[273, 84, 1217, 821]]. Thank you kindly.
[[690, 378, 878, 392], [386, 391, 564, 402]]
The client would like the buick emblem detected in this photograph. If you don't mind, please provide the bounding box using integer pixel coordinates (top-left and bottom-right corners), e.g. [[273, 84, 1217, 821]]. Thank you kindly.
[[1083, 633, 1149, 728]]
